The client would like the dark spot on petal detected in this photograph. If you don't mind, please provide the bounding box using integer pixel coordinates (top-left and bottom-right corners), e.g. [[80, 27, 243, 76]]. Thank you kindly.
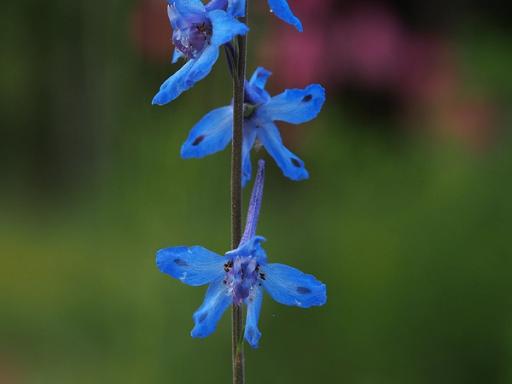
[[199, 312, 208, 323], [297, 286, 312, 294], [302, 94, 313, 102], [192, 135, 205, 146], [174, 258, 188, 267], [291, 158, 301, 168], [259, 273, 266, 280], [247, 328, 254, 340]]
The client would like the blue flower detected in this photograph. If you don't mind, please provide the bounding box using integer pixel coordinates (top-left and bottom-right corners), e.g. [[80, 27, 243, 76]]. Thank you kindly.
[[181, 67, 326, 186], [230, 0, 303, 31], [156, 160, 327, 348], [152, 0, 249, 105]]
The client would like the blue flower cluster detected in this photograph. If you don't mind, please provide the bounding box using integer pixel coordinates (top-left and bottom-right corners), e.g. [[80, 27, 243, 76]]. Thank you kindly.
[[153, 0, 327, 348]]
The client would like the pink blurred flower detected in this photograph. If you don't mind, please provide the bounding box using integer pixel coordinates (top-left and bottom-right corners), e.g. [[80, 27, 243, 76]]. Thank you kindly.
[[258, 0, 499, 149], [260, 3, 412, 90], [260, 28, 330, 86], [131, 0, 172, 62], [329, 5, 405, 88]]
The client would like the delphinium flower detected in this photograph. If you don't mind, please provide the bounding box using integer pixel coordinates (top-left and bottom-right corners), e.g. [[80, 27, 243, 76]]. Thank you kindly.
[[156, 160, 327, 347], [152, 0, 249, 105], [180, 67, 325, 186]]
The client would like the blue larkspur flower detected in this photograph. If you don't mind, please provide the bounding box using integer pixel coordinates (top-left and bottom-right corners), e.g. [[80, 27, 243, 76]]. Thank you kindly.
[[156, 160, 327, 348], [152, 0, 249, 105], [180, 67, 326, 186]]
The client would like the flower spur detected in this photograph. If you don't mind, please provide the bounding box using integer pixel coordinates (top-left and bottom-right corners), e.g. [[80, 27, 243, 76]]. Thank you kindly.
[[180, 67, 325, 186], [152, 0, 249, 105], [156, 160, 327, 347]]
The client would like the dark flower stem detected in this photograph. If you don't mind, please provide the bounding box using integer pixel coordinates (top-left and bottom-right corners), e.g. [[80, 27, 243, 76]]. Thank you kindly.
[[224, 43, 236, 78], [231, 2, 248, 384]]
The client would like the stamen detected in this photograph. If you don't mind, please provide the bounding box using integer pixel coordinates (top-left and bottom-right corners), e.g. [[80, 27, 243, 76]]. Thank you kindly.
[[224, 261, 233, 272]]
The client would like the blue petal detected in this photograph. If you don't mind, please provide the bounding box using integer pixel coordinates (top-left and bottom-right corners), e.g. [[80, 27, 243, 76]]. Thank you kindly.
[[267, 0, 303, 32], [167, 4, 180, 30], [227, 0, 246, 17], [181, 106, 233, 158], [244, 287, 263, 348], [172, 48, 184, 64], [172, 0, 206, 17], [186, 45, 220, 84], [246, 68, 272, 104], [256, 122, 309, 181], [209, 9, 249, 47], [242, 122, 258, 187], [245, 80, 271, 105], [262, 263, 326, 308], [191, 279, 232, 338], [152, 44, 219, 105], [168, 1, 205, 30], [226, 237, 268, 266], [152, 58, 194, 105], [205, 0, 228, 12], [226, 236, 266, 261], [249, 67, 272, 91], [156, 246, 226, 286], [258, 84, 326, 124]]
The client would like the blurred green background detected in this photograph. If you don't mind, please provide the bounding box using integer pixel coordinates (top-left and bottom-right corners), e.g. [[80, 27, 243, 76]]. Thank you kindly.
[[1, 0, 512, 383]]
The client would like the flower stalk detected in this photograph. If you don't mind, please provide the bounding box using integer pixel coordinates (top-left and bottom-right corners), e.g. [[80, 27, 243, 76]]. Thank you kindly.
[[231, 2, 248, 383], [153, 1, 327, 383]]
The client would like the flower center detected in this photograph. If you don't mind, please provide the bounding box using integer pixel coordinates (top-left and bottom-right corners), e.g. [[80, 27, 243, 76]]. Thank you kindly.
[[173, 21, 212, 59], [223, 257, 264, 305]]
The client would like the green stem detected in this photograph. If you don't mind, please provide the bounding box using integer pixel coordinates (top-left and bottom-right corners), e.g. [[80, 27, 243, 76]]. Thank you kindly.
[[231, 2, 248, 384]]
